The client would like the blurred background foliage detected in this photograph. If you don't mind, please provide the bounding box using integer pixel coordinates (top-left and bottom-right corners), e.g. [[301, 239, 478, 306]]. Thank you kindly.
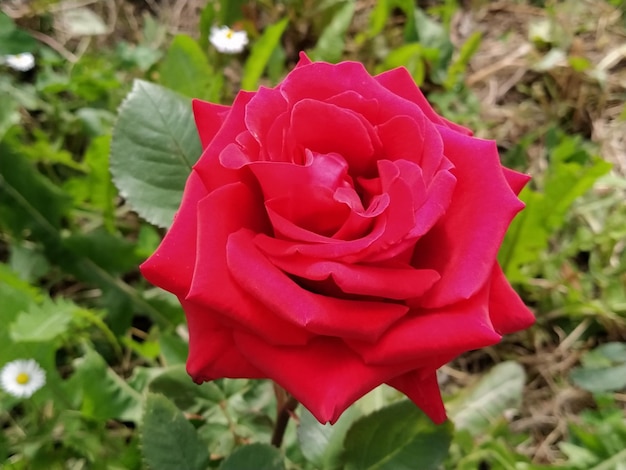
[[0, 0, 625, 468]]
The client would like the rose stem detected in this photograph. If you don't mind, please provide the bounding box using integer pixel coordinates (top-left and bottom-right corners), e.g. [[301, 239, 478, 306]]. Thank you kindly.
[[270, 395, 299, 448]]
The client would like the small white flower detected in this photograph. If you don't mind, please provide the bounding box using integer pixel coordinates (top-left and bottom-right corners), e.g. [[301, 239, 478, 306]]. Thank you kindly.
[[0, 359, 46, 398], [209, 26, 248, 54], [3, 52, 35, 72]]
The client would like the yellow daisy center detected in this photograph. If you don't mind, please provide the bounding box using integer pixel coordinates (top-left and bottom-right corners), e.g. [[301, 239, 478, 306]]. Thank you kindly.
[[226, 29, 234, 39], [16, 372, 30, 385]]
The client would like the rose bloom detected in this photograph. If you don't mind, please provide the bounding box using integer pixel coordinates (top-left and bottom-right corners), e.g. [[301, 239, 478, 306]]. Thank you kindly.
[[141, 53, 535, 425]]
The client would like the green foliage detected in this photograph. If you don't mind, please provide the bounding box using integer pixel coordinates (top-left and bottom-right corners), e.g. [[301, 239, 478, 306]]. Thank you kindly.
[[110, 80, 203, 229], [570, 342, 626, 393], [500, 129, 612, 283], [341, 400, 454, 470], [160, 35, 221, 101], [448, 362, 526, 436], [141, 393, 210, 470], [308, 1, 355, 63], [220, 443, 285, 470], [560, 399, 626, 469], [0, 12, 38, 54], [297, 406, 359, 469], [242, 18, 289, 90]]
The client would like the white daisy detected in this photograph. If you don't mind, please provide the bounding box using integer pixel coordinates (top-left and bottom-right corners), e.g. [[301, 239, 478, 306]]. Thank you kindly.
[[3, 52, 35, 72], [209, 26, 248, 54], [0, 359, 46, 398]]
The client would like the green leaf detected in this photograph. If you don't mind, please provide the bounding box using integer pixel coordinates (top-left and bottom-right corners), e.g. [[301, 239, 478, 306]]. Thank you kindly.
[[0, 142, 170, 331], [375, 43, 425, 85], [309, 1, 355, 63], [8, 242, 50, 283], [448, 362, 526, 436], [110, 80, 202, 228], [62, 227, 141, 275], [297, 406, 358, 469], [65, 134, 116, 229], [70, 348, 143, 422], [444, 31, 482, 89], [0, 264, 49, 368], [499, 132, 611, 282], [366, 0, 390, 38], [219, 443, 285, 470], [141, 393, 210, 470], [341, 400, 453, 470], [218, 0, 248, 25], [0, 12, 38, 55], [412, 7, 453, 83], [242, 18, 289, 91], [148, 364, 224, 409], [10, 298, 74, 342], [0, 142, 71, 235], [570, 342, 626, 393], [160, 35, 219, 100], [0, 93, 20, 141]]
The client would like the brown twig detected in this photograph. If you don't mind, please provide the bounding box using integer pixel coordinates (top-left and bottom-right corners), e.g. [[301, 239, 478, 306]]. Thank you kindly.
[[270, 394, 299, 448]]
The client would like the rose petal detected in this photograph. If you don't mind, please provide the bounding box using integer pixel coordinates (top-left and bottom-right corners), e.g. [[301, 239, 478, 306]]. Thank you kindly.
[[416, 126, 525, 307], [183, 300, 265, 381], [254, 228, 385, 263], [408, 164, 457, 239], [186, 182, 310, 345], [280, 61, 424, 126], [288, 99, 375, 174], [326, 91, 379, 124], [265, 251, 440, 300], [374, 67, 472, 136], [387, 369, 447, 424], [296, 51, 313, 67], [192, 99, 231, 149], [488, 264, 535, 334], [234, 333, 410, 424], [502, 167, 531, 195], [377, 114, 448, 185], [140, 171, 207, 297], [347, 283, 501, 365], [227, 229, 409, 342], [193, 91, 255, 191], [249, 151, 351, 203], [244, 86, 289, 145]]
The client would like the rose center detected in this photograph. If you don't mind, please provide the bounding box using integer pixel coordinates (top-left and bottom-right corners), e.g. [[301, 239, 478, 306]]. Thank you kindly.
[[16, 372, 30, 385]]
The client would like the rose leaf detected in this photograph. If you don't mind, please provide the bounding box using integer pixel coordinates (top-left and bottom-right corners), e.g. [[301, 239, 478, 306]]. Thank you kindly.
[[141, 393, 210, 470], [110, 79, 202, 228], [341, 400, 453, 470]]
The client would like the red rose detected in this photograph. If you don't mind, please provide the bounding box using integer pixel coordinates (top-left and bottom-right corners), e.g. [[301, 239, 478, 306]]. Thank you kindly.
[[141, 53, 535, 425]]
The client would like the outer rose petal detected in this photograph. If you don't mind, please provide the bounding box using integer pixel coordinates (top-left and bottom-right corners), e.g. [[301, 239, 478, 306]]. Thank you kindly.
[[374, 66, 472, 136], [193, 91, 255, 192], [140, 171, 207, 297], [488, 264, 536, 334], [192, 99, 231, 149], [417, 126, 525, 307], [186, 182, 311, 345], [502, 167, 531, 195], [233, 333, 410, 424], [346, 280, 501, 365], [387, 370, 447, 424], [183, 300, 265, 381]]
